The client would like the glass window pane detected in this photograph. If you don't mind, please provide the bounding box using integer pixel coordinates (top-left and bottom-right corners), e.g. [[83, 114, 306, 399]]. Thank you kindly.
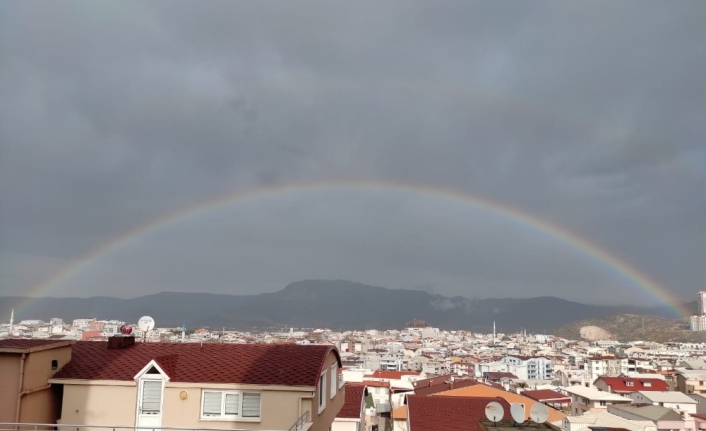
[[242, 393, 261, 418], [225, 393, 240, 415], [203, 392, 222, 416]]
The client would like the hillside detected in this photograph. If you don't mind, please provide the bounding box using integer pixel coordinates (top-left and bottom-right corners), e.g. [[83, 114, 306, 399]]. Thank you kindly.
[[0, 280, 696, 332], [554, 314, 706, 343]]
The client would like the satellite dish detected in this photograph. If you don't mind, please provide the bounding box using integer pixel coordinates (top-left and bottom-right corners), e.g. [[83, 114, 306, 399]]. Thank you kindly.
[[511, 403, 526, 424], [485, 401, 505, 423], [530, 403, 549, 424], [138, 316, 155, 332]]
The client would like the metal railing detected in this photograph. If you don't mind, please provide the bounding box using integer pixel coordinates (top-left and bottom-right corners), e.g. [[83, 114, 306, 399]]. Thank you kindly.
[[286, 411, 311, 431], [0, 424, 287, 431]]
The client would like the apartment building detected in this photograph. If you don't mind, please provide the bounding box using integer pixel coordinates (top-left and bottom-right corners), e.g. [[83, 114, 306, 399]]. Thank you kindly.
[[501, 355, 553, 380], [593, 376, 669, 394], [561, 386, 632, 416], [676, 369, 706, 394], [586, 356, 628, 380]]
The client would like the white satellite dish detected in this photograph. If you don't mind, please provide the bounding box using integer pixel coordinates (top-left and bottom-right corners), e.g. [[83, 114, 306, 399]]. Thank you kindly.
[[138, 316, 155, 332], [510, 403, 526, 424], [485, 401, 505, 423], [530, 403, 549, 424]]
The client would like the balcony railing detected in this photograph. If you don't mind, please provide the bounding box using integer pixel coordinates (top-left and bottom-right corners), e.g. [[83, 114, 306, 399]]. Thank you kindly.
[[287, 411, 311, 431], [0, 423, 295, 431]]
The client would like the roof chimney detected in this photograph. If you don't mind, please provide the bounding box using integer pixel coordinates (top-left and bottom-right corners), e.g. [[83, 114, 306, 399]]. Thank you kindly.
[[108, 335, 135, 349]]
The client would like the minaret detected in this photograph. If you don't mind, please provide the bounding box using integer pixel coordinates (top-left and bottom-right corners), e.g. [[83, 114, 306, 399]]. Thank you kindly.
[[181, 324, 186, 343], [9, 308, 14, 337], [493, 320, 496, 343]]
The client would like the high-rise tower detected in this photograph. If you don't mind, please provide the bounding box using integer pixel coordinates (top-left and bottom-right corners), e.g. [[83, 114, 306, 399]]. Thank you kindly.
[[698, 292, 706, 316]]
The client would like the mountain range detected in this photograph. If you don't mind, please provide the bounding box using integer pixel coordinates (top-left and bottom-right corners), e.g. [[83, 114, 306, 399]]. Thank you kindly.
[[0, 280, 695, 332]]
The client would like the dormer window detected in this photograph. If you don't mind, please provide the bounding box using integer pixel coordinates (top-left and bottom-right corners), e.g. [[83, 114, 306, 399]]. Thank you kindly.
[[644, 382, 651, 387], [626, 381, 634, 387]]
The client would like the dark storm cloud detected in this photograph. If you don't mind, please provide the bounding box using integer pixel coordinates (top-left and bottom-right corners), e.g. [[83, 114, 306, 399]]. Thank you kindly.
[[1, 1, 704, 304]]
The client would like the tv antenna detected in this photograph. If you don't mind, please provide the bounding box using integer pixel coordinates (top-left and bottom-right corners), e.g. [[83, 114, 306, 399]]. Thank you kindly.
[[485, 401, 505, 426], [137, 316, 155, 342], [511, 403, 526, 426], [529, 403, 549, 425]]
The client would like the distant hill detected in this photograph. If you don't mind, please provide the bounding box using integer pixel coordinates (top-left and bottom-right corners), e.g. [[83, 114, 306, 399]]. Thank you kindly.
[[0, 279, 696, 332], [554, 313, 704, 343]]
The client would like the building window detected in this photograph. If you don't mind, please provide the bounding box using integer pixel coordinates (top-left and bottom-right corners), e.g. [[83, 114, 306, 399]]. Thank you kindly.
[[330, 364, 338, 399], [319, 371, 327, 413], [201, 391, 261, 420], [51, 359, 58, 370], [626, 382, 634, 387]]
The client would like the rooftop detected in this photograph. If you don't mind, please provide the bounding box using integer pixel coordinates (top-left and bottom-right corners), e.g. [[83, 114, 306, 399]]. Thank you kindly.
[[561, 386, 632, 402], [52, 341, 339, 387], [0, 339, 74, 353], [337, 384, 366, 419]]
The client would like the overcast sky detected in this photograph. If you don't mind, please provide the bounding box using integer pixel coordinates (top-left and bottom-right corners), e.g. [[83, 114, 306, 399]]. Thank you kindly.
[[1, 1, 705, 305]]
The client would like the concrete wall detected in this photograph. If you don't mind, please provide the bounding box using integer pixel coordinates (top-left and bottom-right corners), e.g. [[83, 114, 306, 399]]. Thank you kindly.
[[311, 351, 345, 431], [60, 383, 138, 427], [0, 354, 20, 422], [0, 345, 72, 424], [332, 420, 359, 431], [20, 346, 72, 423]]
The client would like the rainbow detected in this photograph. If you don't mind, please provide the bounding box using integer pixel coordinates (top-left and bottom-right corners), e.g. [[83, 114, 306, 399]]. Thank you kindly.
[[17, 179, 690, 318]]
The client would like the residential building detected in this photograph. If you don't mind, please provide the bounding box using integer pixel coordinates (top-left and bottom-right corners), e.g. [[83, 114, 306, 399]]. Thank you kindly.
[[521, 389, 571, 412], [333, 384, 367, 431], [407, 395, 511, 431], [433, 382, 566, 423], [502, 356, 554, 380], [607, 404, 692, 431], [587, 356, 629, 381], [560, 411, 656, 431], [593, 376, 669, 395], [676, 369, 706, 394], [561, 386, 632, 416], [41, 338, 344, 431], [627, 391, 697, 415]]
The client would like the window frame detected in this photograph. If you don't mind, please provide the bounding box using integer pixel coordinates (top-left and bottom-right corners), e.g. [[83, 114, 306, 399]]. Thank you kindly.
[[318, 371, 327, 413], [200, 390, 261, 422], [330, 364, 338, 399]]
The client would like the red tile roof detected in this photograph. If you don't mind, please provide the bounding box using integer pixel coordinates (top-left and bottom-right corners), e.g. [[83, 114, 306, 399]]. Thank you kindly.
[[0, 339, 73, 352], [486, 372, 517, 379], [414, 379, 478, 396], [52, 341, 340, 386], [407, 395, 510, 431], [338, 384, 367, 419], [595, 376, 669, 392], [521, 389, 571, 403], [368, 370, 420, 379]]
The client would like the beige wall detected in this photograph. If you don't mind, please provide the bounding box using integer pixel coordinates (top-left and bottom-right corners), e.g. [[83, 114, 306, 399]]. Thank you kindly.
[[162, 385, 313, 430], [311, 351, 345, 431], [0, 354, 21, 422], [60, 383, 138, 427], [332, 420, 358, 431], [0, 345, 72, 424]]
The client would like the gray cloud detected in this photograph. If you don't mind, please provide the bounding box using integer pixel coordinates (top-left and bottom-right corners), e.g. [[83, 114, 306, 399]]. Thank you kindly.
[[1, 1, 704, 306]]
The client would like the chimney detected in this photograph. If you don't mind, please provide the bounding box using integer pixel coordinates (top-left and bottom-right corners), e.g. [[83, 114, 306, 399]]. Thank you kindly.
[[108, 335, 136, 349]]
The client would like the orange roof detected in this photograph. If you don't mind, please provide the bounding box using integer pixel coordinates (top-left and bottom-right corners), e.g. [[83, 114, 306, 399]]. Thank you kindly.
[[392, 405, 408, 420], [433, 384, 566, 422]]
